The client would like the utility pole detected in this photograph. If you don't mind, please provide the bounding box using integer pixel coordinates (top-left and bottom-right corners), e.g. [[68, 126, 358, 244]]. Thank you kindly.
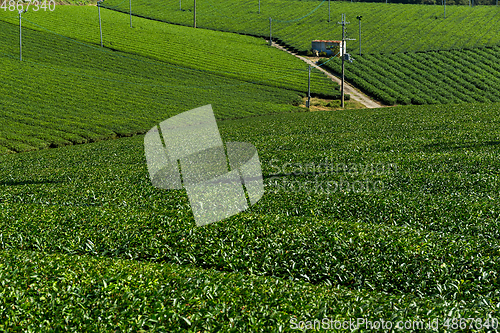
[[307, 65, 311, 108], [338, 14, 348, 108], [193, 0, 196, 28], [269, 17, 272, 46], [341, 22, 345, 108], [19, 9, 23, 61], [338, 14, 355, 108], [129, 0, 132, 27], [328, 0, 330, 23], [444, 0, 446, 19], [98, 0, 103, 47], [356, 15, 362, 56]]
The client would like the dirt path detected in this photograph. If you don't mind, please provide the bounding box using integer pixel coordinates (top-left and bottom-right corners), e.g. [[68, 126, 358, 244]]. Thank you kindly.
[[270, 41, 385, 109]]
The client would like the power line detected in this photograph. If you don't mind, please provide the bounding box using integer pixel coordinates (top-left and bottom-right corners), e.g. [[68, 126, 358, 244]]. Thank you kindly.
[[4, 13, 341, 98], [17, 18, 306, 76], [273, 0, 326, 23], [2, 30, 329, 93], [6, 15, 347, 76]]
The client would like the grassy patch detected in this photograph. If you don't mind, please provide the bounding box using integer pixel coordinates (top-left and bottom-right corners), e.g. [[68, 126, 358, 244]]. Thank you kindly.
[[0, 7, 338, 97], [300, 97, 364, 111]]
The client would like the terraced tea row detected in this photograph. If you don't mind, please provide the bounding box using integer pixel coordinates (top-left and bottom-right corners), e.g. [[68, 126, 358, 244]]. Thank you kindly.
[[0, 249, 484, 331], [1, 103, 500, 309], [101, 0, 500, 54], [0, 14, 338, 153], [322, 45, 500, 105], [0, 7, 338, 97]]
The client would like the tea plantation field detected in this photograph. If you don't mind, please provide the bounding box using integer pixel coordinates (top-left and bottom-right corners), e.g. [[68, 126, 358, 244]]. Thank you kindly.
[[0, 7, 337, 96], [101, 0, 500, 54], [0, 9, 340, 153], [2, 1, 500, 331], [1, 102, 500, 330], [322, 45, 500, 105], [94, 0, 500, 106]]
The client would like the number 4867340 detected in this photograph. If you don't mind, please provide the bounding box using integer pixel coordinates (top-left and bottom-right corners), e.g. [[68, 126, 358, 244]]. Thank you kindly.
[[1, 0, 56, 12]]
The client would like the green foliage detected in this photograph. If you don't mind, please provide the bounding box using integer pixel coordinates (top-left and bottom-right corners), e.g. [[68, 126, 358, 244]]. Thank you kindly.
[[323, 46, 500, 105], [326, 100, 341, 107], [0, 250, 489, 331], [327, 45, 340, 57], [1, 103, 500, 328], [99, 0, 500, 54], [2, 1, 500, 329], [0, 7, 338, 98], [0, 11, 339, 152]]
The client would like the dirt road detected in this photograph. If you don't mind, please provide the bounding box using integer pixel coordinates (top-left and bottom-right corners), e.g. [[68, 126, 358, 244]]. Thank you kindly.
[[271, 42, 385, 109]]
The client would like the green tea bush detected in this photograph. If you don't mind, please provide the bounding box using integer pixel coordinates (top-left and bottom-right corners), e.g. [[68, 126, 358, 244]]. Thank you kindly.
[[1, 249, 488, 331], [0, 7, 338, 99], [322, 46, 500, 105], [99, 0, 500, 54], [0, 13, 339, 152], [1, 103, 500, 328]]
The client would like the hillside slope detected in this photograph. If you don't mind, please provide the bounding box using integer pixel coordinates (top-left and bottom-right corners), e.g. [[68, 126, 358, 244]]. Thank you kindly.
[[1, 102, 500, 329], [322, 45, 500, 105], [0, 8, 340, 153], [0, 6, 338, 96], [101, 0, 500, 54]]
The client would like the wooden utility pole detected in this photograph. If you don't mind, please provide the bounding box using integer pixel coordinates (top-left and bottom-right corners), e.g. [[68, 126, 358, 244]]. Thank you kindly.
[[357, 16, 362, 56], [328, 0, 330, 22], [337, 14, 355, 108]]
